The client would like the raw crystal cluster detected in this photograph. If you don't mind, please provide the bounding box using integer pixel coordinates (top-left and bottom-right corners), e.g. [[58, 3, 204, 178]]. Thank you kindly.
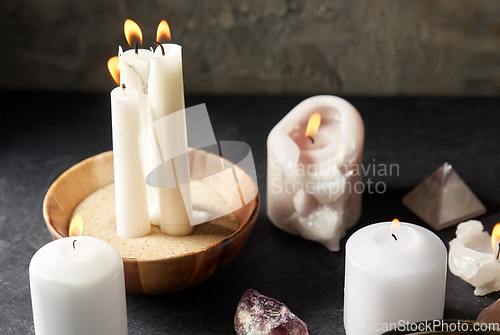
[[449, 220, 500, 296], [234, 289, 309, 335]]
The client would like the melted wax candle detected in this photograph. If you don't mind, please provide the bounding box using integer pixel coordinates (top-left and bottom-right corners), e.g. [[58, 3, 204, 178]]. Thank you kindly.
[[267, 95, 364, 251]]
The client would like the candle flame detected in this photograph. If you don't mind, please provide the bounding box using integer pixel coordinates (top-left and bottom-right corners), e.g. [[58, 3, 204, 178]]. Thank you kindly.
[[305, 113, 321, 138], [390, 218, 400, 232], [107, 56, 120, 85], [69, 214, 83, 237], [124, 19, 143, 46], [156, 20, 171, 43], [491, 224, 500, 253]]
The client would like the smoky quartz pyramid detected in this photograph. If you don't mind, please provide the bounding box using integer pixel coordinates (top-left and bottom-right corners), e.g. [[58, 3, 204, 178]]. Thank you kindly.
[[402, 163, 486, 230]]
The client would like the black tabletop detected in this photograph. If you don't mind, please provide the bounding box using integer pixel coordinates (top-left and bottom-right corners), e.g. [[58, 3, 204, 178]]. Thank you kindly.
[[1, 91, 500, 334]]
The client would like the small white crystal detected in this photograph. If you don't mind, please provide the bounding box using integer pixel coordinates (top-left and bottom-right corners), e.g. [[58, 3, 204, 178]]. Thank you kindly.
[[449, 220, 500, 296]]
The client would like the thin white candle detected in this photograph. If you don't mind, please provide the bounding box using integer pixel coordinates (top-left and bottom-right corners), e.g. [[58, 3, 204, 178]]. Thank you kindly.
[[148, 43, 193, 236], [344, 221, 447, 335], [111, 84, 151, 238], [29, 236, 128, 335], [117, 21, 158, 225]]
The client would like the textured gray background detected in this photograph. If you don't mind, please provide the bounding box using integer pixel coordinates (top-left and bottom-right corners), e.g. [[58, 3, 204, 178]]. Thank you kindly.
[[1, 0, 500, 95]]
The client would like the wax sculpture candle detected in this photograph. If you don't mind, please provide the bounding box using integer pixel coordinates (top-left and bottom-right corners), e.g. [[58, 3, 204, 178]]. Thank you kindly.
[[147, 40, 193, 236], [267, 95, 364, 251], [344, 221, 447, 335], [449, 220, 500, 296], [30, 236, 128, 335], [110, 83, 151, 238]]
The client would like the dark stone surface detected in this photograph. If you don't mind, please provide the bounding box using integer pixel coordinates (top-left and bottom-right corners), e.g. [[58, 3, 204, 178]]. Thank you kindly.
[[1, 91, 500, 334]]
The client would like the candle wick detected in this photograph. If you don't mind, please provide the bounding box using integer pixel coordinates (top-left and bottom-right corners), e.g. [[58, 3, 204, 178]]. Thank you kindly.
[[497, 243, 500, 260], [155, 41, 165, 56], [134, 42, 139, 55], [73, 240, 77, 249], [392, 234, 397, 241], [121, 83, 126, 90], [307, 136, 315, 144]]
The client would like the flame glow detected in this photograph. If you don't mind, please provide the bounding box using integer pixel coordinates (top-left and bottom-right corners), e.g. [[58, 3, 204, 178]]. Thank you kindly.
[[390, 218, 400, 232], [156, 20, 171, 43], [305, 113, 321, 138], [124, 19, 143, 46], [491, 224, 500, 252], [69, 214, 83, 237], [107, 56, 120, 85]]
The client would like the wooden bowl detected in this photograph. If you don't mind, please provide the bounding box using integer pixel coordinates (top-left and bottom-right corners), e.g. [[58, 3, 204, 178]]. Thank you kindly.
[[43, 150, 259, 294]]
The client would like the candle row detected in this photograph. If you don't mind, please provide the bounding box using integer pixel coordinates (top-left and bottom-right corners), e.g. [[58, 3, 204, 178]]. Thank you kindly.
[[110, 20, 192, 239]]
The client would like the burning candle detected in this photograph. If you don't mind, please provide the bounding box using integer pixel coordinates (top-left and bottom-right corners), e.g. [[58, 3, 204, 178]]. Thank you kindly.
[[30, 216, 128, 335], [109, 61, 150, 239], [118, 19, 152, 115], [449, 220, 500, 296], [116, 20, 158, 225], [344, 220, 447, 335], [147, 20, 193, 236], [267, 95, 364, 251]]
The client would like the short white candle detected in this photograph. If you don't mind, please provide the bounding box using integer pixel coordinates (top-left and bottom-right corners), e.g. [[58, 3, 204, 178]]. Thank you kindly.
[[344, 222, 447, 335], [267, 95, 364, 251], [29, 237, 128, 335], [148, 43, 193, 236], [111, 85, 151, 239]]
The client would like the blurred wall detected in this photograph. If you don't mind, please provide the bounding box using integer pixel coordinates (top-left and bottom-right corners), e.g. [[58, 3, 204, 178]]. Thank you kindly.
[[1, 0, 500, 95]]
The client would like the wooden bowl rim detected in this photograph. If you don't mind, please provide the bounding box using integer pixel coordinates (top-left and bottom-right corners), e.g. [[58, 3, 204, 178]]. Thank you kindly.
[[43, 150, 260, 263]]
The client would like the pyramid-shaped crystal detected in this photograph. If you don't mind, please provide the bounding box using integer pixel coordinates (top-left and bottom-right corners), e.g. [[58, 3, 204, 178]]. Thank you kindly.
[[402, 163, 486, 230]]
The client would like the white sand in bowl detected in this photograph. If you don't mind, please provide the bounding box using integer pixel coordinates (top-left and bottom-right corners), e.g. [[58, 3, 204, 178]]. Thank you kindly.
[[72, 181, 239, 260]]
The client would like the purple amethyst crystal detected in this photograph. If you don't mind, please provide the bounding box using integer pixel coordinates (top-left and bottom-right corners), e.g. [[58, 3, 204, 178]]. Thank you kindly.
[[234, 289, 309, 335]]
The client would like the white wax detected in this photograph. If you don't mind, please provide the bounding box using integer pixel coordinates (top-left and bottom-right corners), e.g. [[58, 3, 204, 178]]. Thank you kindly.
[[148, 43, 193, 236], [449, 220, 500, 296], [118, 47, 158, 225], [344, 222, 447, 335], [267, 95, 364, 251], [118, 47, 152, 117], [111, 86, 151, 239], [29, 237, 127, 335]]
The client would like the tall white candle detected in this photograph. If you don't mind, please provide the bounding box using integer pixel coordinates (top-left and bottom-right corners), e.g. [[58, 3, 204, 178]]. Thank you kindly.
[[344, 222, 447, 335], [118, 46, 160, 225], [111, 85, 151, 239], [267, 95, 364, 251], [148, 43, 193, 236], [29, 237, 127, 335]]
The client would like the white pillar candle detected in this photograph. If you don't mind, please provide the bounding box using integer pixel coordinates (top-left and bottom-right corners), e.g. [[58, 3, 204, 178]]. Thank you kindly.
[[449, 220, 500, 296], [111, 85, 151, 238], [267, 95, 364, 251], [148, 43, 193, 236], [29, 237, 128, 335], [344, 222, 447, 335]]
